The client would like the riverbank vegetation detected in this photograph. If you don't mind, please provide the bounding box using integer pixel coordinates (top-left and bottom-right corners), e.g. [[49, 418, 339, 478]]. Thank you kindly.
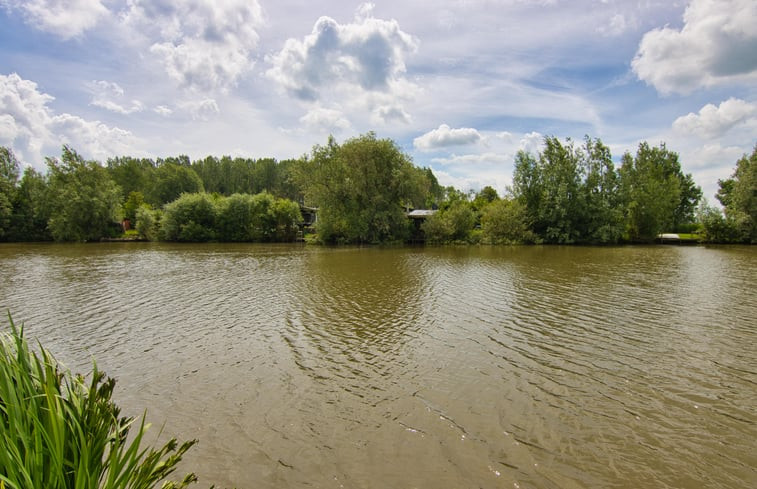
[[0, 314, 203, 488], [0, 136, 754, 245]]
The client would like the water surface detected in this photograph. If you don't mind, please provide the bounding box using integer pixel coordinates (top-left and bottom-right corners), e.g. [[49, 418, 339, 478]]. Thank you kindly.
[[1, 243, 755, 488]]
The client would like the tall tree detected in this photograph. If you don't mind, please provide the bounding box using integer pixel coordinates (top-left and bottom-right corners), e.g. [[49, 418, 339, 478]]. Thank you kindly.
[[0, 147, 20, 238], [513, 137, 586, 243], [106, 156, 155, 200], [619, 142, 700, 241], [580, 137, 624, 243], [297, 133, 424, 243], [145, 162, 204, 207], [46, 146, 122, 242], [8, 167, 51, 241], [715, 145, 756, 242]]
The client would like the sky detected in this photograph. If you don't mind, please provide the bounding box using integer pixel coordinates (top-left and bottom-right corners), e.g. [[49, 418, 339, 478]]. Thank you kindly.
[[1, 0, 756, 203]]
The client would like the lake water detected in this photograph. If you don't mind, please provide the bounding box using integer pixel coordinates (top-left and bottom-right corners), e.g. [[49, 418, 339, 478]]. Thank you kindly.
[[1, 243, 755, 488]]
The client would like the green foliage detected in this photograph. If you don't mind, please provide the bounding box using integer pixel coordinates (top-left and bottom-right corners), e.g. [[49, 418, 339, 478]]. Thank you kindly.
[[697, 200, 744, 243], [0, 147, 21, 238], [135, 206, 161, 241], [715, 145, 756, 243], [472, 186, 499, 212], [270, 197, 304, 241], [7, 167, 52, 241], [106, 157, 155, 200], [422, 200, 476, 243], [145, 163, 204, 207], [161, 193, 218, 242], [0, 314, 199, 489], [513, 137, 623, 244], [297, 133, 426, 244], [46, 146, 123, 242], [619, 142, 701, 242], [481, 199, 536, 244], [161, 191, 303, 243], [122, 191, 146, 223]]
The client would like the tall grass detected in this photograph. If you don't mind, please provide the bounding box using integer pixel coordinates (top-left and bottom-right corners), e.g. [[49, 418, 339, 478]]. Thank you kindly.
[[0, 314, 201, 489]]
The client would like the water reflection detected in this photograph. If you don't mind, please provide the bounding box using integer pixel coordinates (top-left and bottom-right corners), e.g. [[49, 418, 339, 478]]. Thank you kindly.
[[0, 243, 755, 488]]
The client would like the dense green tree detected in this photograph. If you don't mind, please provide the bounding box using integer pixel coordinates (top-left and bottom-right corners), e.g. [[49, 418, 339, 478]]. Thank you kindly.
[[421, 200, 476, 243], [145, 162, 204, 207], [619, 142, 701, 241], [161, 192, 217, 242], [512, 137, 586, 243], [472, 185, 499, 213], [580, 137, 624, 243], [0, 147, 20, 238], [8, 167, 52, 241], [714, 145, 756, 242], [122, 191, 146, 224], [297, 133, 424, 243], [46, 146, 122, 242], [271, 197, 303, 241], [135, 206, 161, 241], [215, 193, 256, 241], [481, 199, 535, 244], [106, 156, 155, 200]]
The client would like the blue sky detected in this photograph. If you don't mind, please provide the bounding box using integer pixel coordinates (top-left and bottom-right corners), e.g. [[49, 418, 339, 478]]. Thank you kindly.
[[1, 0, 756, 202]]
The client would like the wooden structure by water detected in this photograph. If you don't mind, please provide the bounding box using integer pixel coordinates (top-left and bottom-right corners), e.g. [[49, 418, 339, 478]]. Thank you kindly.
[[407, 209, 437, 243]]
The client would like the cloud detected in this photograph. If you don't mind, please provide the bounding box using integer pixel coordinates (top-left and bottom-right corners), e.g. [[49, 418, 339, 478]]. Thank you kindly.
[[431, 152, 510, 165], [673, 98, 757, 139], [87, 80, 144, 114], [372, 104, 411, 124], [266, 4, 418, 122], [154, 105, 173, 117], [596, 13, 631, 37], [1, 0, 108, 39], [414, 124, 482, 150], [178, 98, 220, 121], [0, 73, 136, 167], [632, 0, 757, 94], [518, 132, 544, 154], [123, 0, 263, 92], [299, 107, 351, 132]]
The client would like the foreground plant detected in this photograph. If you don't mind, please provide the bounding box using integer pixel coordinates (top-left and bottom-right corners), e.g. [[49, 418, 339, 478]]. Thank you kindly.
[[0, 314, 200, 489]]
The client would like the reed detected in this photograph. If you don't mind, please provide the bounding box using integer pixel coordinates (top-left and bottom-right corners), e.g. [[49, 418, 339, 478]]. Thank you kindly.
[[0, 314, 200, 489]]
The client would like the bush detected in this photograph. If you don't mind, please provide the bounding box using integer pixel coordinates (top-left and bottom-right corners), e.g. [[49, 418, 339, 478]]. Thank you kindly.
[[135, 206, 162, 241], [0, 314, 199, 488], [481, 199, 536, 244], [161, 193, 218, 242]]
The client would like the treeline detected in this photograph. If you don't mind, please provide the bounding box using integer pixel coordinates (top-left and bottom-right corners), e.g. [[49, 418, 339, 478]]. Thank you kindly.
[[0, 133, 444, 243], [0, 134, 754, 244], [0, 145, 307, 242], [424, 138, 753, 244]]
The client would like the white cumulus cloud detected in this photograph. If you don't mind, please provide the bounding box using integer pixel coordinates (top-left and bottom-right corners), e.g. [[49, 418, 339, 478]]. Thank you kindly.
[[123, 0, 263, 92], [673, 98, 757, 139], [299, 107, 351, 132], [266, 4, 418, 124], [414, 124, 482, 150], [1, 0, 108, 39], [632, 0, 757, 94], [0, 73, 136, 167]]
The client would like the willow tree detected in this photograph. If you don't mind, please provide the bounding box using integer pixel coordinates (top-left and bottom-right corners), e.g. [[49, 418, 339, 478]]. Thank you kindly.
[[46, 146, 122, 242], [297, 133, 429, 244]]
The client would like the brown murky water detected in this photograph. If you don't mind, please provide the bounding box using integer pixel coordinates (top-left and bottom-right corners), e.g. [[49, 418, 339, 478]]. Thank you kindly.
[[1, 243, 755, 488]]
